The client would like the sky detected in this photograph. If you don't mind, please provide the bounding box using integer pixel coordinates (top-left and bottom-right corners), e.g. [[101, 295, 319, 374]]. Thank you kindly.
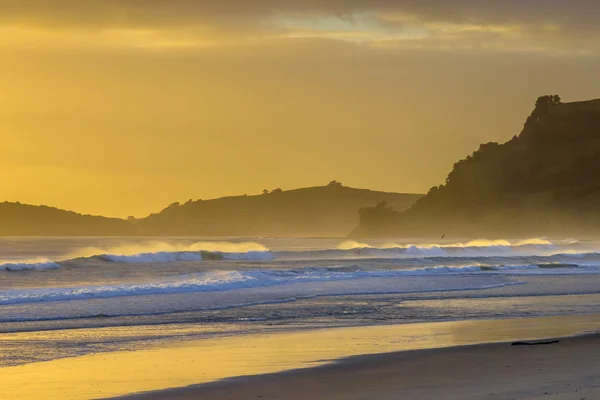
[[1, 1, 600, 217]]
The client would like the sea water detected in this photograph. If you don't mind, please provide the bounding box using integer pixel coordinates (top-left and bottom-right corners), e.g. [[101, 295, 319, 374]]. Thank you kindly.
[[2, 236, 600, 366]]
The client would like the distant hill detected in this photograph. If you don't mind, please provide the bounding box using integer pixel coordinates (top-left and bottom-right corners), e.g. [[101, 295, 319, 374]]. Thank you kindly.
[[0, 202, 133, 236], [0, 184, 422, 237], [138, 183, 422, 237], [351, 96, 600, 238]]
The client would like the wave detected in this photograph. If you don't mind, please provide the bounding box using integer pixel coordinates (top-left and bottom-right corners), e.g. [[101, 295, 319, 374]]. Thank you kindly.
[[338, 238, 556, 251], [99, 250, 274, 263], [273, 238, 582, 260], [69, 240, 270, 259], [0, 259, 60, 271], [4, 263, 599, 306], [87, 246, 600, 265], [0, 270, 258, 305], [0, 266, 472, 305], [85, 241, 274, 264], [0, 241, 274, 270], [0, 238, 595, 272]]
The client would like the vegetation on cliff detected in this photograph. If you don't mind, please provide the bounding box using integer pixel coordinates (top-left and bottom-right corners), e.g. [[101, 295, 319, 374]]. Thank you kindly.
[[352, 96, 600, 237]]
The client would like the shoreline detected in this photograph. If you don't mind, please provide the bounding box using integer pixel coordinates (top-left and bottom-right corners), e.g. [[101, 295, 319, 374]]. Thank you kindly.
[[116, 334, 600, 400], [2, 314, 600, 399]]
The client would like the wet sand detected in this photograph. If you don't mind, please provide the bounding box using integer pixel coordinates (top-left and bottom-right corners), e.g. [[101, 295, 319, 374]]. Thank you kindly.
[[121, 335, 600, 400], [2, 315, 600, 400]]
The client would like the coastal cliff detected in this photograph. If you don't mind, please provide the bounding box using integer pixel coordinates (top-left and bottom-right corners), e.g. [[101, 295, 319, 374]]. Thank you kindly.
[[352, 97, 600, 238]]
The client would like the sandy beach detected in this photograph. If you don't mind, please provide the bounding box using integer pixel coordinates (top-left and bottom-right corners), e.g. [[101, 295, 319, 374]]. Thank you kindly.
[[3, 314, 600, 400], [120, 334, 600, 400]]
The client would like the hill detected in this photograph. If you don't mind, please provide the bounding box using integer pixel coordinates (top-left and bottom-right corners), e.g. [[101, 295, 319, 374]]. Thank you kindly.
[[0, 202, 134, 236], [138, 183, 422, 237], [351, 96, 600, 238], [0, 184, 422, 237]]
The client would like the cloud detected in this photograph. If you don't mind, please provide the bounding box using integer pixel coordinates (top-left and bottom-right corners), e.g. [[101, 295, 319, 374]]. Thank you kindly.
[[0, 1, 599, 53]]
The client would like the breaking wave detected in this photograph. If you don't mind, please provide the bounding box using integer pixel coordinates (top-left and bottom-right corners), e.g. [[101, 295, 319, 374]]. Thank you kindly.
[[98, 250, 273, 263], [272, 238, 581, 260], [0, 265, 504, 305], [3, 263, 600, 306], [0, 259, 60, 271], [76, 241, 274, 263], [0, 238, 595, 272], [70, 240, 270, 260], [338, 238, 555, 252], [0, 241, 273, 270]]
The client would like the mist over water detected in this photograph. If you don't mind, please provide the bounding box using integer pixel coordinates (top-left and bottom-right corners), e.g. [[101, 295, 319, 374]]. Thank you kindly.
[[0, 236, 589, 271]]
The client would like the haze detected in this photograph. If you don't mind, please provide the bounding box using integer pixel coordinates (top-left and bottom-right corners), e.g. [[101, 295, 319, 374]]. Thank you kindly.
[[2, 1, 600, 217]]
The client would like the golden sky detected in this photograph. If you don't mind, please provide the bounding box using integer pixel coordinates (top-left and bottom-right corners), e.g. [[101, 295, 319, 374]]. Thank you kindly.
[[1, 0, 600, 217]]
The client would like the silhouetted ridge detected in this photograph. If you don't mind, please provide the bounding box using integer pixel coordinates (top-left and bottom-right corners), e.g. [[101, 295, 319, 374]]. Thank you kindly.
[[0, 184, 422, 237], [352, 96, 600, 238], [0, 202, 134, 236], [139, 184, 422, 237]]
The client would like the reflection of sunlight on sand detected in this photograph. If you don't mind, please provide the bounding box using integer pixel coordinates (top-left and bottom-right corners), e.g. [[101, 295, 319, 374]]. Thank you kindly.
[[2, 314, 600, 400]]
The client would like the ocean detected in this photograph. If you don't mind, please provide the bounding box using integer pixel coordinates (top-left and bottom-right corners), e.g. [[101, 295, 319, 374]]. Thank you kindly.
[[2, 236, 600, 367]]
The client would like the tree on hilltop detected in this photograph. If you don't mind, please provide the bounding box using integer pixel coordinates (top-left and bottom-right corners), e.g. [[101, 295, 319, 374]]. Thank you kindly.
[[534, 95, 562, 117], [522, 94, 563, 135]]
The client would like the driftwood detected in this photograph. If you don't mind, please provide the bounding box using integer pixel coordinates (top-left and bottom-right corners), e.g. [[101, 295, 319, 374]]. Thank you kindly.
[[511, 340, 560, 346]]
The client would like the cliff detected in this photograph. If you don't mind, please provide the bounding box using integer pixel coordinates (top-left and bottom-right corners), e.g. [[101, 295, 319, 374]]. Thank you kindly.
[[352, 97, 600, 238]]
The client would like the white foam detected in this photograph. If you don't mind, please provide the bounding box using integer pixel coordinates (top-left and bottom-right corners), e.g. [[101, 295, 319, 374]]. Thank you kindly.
[[1, 238, 596, 272], [0, 241, 275, 268], [99, 250, 274, 263], [0, 264, 561, 305], [340, 237, 552, 249], [222, 251, 275, 261], [75, 241, 274, 263], [69, 241, 269, 259], [312, 238, 588, 260], [0, 270, 255, 305], [100, 252, 203, 263], [0, 259, 60, 271]]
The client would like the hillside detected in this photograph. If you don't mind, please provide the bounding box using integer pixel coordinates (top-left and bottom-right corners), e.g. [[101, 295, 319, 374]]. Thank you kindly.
[[0, 184, 422, 237], [0, 202, 134, 236], [138, 183, 422, 237], [351, 96, 600, 238]]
